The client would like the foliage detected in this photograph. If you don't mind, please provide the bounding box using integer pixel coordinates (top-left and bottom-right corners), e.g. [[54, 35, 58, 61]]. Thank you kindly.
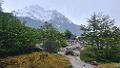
[[80, 13, 120, 62], [80, 46, 96, 62], [0, 52, 72, 68], [0, 12, 39, 57], [39, 22, 67, 53], [0, 12, 67, 57], [64, 29, 72, 39], [0, 0, 3, 12]]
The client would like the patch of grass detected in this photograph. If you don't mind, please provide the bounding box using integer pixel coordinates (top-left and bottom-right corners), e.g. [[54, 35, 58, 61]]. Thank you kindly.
[[80, 50, 96, 62], [97, 63, 120, 68], [0, 52, 72, 68], [80, 49, 120, 68]]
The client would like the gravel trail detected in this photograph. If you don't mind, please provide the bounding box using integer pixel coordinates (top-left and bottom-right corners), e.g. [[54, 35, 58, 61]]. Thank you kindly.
[[58, 40, 95, 68], [66, 56, 95, 68]]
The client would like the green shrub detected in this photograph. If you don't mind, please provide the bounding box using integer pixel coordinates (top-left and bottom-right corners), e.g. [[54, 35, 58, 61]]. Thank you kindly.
[[0, 12, 39, 57], [80, 45, 120, 63]]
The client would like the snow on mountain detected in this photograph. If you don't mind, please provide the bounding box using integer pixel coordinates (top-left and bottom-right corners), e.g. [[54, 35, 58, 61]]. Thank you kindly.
[[13, 5, 81, 35]]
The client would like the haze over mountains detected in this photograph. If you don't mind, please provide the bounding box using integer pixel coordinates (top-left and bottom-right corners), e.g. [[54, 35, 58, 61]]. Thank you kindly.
[[13, 5, 81, 35]]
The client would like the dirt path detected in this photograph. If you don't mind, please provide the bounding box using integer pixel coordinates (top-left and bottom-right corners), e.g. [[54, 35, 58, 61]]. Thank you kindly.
[[66, 56, 95, 68], [59, 51, 95, 68], [58, 40, 95, 68]]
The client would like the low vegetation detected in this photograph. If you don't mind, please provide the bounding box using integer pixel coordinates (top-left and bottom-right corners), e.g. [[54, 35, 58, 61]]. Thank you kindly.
[[97, 63, 120, 68], [0, 52, 71, 68], [80, 46, 95, 62]]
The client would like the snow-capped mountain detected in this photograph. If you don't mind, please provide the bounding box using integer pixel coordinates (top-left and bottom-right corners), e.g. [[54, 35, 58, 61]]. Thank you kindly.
[[13, 5, 81, 35]]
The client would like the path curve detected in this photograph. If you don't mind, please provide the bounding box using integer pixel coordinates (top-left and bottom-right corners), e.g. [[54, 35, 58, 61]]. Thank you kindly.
[[58, 40, 95, 68], [66, 56, 95, 68]]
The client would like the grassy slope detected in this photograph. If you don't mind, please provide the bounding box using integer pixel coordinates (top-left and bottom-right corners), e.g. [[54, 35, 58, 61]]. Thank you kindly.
[[0, 52, 71, 68]]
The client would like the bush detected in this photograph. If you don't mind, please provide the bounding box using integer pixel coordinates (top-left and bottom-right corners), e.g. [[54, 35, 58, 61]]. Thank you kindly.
[[80, 50, 95, 62], [80, 45, 120, 63]]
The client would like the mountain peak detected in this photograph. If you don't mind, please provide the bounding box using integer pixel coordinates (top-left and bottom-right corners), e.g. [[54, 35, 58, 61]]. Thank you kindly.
[[14, 5, 81, 35], [13, 5, 69, 22]]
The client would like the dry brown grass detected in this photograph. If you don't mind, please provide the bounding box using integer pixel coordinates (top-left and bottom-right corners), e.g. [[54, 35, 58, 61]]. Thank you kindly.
[[97, 63, 120, 68], [0, 52, 72, 68]]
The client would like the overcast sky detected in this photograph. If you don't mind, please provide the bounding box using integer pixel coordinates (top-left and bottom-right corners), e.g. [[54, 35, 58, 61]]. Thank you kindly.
[[2, 0, 120, 27]]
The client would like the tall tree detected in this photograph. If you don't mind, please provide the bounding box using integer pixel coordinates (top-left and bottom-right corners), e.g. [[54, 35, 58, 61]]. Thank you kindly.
[[39, 22, 67, 53], [0, 0, 3, 12], [80, 13, 114, 50], [64, 29, 72, 39], [80, 13, 120, 62]]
